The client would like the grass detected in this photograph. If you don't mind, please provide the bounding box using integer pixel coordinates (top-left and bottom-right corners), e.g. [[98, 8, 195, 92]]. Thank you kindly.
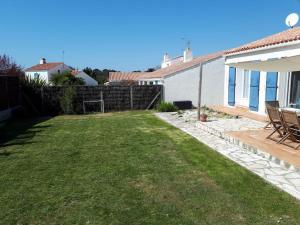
[[0, 111, 300, 224]]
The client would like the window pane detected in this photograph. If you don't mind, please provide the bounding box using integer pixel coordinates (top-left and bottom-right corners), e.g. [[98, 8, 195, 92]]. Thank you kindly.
[[290, 72, 300, 108], [243, 70, 249, 98]]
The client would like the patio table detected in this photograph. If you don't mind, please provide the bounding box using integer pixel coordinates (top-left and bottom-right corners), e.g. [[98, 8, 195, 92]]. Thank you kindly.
[[280, 107, 300, 116]]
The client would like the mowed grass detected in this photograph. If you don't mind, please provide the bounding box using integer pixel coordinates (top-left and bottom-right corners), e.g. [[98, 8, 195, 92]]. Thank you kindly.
[[0, 111, 300, 225]]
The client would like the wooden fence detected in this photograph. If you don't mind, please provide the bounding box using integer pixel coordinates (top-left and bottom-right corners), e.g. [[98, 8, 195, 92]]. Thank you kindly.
[[0, 76, 21, 119], [26, 85, 163, 115]]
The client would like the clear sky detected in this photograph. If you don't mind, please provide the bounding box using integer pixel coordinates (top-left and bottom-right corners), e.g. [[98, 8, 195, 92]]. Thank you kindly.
[[2, 0, 300, 71]]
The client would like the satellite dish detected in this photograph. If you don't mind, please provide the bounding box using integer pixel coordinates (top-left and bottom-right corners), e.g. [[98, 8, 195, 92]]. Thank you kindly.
[[286, 13, 299, 28]]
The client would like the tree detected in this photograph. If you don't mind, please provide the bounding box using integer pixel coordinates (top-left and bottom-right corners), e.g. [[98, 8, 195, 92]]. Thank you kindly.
[[82, 67, 117, 85], [83, 67, 93, 76], [50, 71, 85, 86], [145, 68, 156, 72], [0, 54, 24, 77]]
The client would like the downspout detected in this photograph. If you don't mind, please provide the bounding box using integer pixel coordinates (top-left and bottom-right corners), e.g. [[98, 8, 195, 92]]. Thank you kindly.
[[197, 63, 203, 121]]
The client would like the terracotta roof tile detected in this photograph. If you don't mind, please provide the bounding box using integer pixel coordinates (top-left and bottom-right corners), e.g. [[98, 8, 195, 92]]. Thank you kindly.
[[25, 62, 63, 72], [108, 72, 146, 82], [226, 27, 300, 54], [139, 51, 224, 79]]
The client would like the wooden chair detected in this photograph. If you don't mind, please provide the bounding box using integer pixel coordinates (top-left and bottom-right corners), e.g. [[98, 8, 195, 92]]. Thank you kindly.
[[266, 106, 285, 142], [264, 101, 280, 129], [280, 109, 300, 149]]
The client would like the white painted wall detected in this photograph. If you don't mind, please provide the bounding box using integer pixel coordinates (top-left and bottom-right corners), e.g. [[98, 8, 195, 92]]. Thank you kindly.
[[163, 66, 200, 106], [201, 57, 225, 106], [25, 64, 71, 84], [25, 71, 49, 82], [47, 64, 71, 82], [163, 57, 225, 107], [258, 71, 267, 114], [76, 71, 98, 86]]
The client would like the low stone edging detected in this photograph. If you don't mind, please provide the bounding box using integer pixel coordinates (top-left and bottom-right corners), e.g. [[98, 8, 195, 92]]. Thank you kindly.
[[196, 121, 300, 173]]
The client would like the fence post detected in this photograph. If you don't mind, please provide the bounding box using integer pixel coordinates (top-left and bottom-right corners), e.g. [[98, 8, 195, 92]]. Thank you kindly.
[[130, 86, 133, 110], [100, 90, 104, 113]]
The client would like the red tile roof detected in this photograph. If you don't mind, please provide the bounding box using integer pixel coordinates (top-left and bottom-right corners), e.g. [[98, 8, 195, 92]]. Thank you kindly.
[[139, 51, 224, 79], [226, 27, 300, 55], [109, 72, 146, 82], [25, 62, 63, 72]]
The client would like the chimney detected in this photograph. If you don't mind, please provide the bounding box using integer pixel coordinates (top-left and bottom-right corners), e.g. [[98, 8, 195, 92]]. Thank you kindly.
[[40, 58, 46, 64], [183, 48, 193, 63], [161, 53, 170, 68]]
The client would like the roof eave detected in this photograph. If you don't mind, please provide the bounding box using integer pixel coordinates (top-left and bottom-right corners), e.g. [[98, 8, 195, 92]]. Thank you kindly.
[[225, 40, 300, 57]]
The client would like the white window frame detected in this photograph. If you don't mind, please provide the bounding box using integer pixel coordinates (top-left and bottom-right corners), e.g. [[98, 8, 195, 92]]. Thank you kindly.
[[242, 69, 250, 99]]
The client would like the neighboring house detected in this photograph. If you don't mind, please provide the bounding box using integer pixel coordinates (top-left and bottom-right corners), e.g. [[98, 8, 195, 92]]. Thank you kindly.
[[108, 72, 146, 85], [71, 70, 98, 86], [25, 58, 71, 83], [139, 48, 225, 107], [224, 27, 300, 115]]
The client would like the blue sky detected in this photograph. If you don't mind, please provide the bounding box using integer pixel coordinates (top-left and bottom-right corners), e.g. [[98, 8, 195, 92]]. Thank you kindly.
[[2, 0, 300, 71]]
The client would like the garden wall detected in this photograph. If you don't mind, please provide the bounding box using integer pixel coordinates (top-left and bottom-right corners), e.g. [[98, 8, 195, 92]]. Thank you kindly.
[[30, 85, 162, 115], [0, 76, 21, 121]]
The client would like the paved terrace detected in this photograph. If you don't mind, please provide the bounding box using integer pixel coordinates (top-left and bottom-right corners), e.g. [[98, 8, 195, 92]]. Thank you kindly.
[[156, 110, 300, 200]]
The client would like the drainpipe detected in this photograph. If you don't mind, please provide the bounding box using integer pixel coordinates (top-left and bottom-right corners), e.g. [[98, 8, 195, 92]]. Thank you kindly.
[[197, 63, 203, 121]]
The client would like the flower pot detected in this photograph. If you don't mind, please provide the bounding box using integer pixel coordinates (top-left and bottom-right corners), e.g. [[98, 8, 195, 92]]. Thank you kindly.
[[200, 113, 208, 122]]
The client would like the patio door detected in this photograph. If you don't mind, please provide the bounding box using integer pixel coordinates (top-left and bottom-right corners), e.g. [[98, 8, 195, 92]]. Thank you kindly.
[[249, 71, 260, 111], [265, 72, 278, 101], [228, 67, 236, 106]]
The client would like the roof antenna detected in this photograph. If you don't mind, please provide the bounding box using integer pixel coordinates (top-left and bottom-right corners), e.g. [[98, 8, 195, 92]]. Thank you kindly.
[[181, 37, 191, 50], [186, 40, 191, 49], [286, 13, 299, 28], [62, 50, 65, 69]]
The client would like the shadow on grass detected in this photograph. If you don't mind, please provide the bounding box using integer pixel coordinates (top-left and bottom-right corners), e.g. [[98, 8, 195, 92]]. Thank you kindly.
[[0, 117, 52, 155]]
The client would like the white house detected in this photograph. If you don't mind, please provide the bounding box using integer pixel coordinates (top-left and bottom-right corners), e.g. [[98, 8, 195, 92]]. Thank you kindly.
[[224, 27, 300, 115], [71, 70, 98, 86], [139, 48, 225, 107], [25, 58, 71, 83]]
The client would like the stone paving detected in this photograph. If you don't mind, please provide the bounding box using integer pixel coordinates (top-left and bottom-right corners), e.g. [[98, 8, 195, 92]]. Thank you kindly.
[[155, 112, 300, 200]]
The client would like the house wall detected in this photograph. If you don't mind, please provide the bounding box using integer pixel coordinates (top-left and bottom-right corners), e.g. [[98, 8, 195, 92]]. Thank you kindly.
[[48, 64, 71, 82], [201, 57, 225, 106], [163, 66, 200, 106], [224, 43, 300, 114], [224, 67, 290, 115], [76, 72, 98, 86], [25, 71, 49, 82], [25, 64, 71, 84], [162, 57, 225, 107]]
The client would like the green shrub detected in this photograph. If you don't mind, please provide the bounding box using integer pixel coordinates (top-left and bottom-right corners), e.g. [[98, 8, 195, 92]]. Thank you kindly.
[[156, 102, 178, 112], [50, 71, 85, 86], [21, 77, 47, 89], [59, 87, 75, 114]]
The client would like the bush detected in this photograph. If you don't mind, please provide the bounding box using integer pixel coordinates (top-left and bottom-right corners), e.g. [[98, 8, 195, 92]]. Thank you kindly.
[[156, 102, 178, 112], [50, 71, 85, 86], [59, 87, 75, 114], [21, 76, 47, 89]]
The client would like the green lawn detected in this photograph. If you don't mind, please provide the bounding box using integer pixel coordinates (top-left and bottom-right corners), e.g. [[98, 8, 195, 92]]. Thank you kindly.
[[0, 111, 300, 225]]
